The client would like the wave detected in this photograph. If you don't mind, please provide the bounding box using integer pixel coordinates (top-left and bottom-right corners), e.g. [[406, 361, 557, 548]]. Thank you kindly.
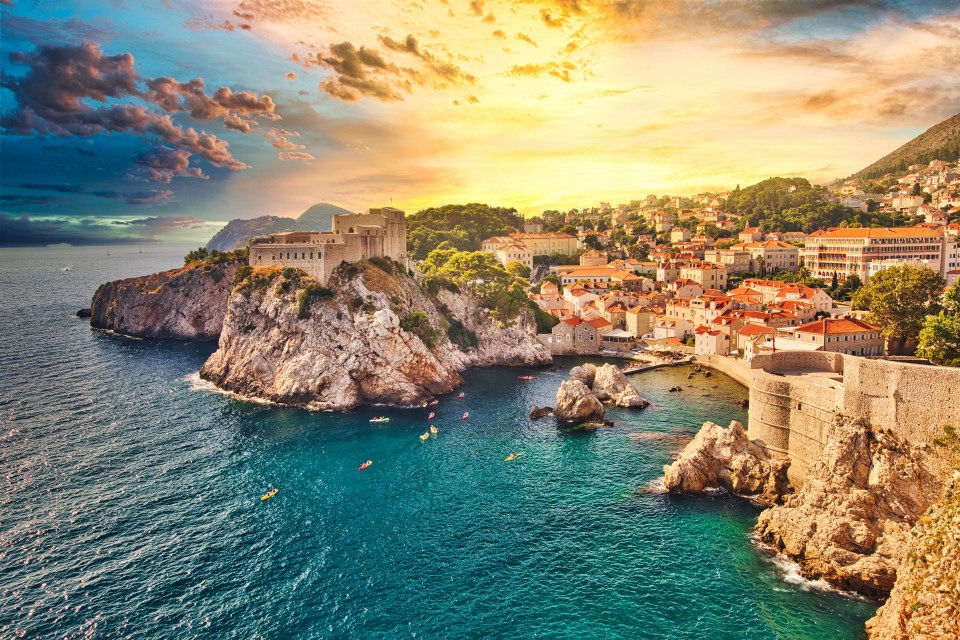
[[752, 536, 870, 600], [183, 372, 276, 406]]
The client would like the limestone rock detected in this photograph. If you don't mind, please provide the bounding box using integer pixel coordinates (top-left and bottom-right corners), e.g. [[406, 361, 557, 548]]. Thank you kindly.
[[867, 472, 960, 640], [592, 363, 650, 408], [569, 364, 597, 386], [663, 420, 789, 506], [754, 416, 940, 597], [530, 406, 553, 419], [199, 261, 551, 411], [554, 379, 605, 422], [90, 261, 240, 340]]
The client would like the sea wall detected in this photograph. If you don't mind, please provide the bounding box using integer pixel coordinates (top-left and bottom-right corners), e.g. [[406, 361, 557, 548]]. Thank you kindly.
[[693, 354, 751, 386], [746, 352, 960, 484]]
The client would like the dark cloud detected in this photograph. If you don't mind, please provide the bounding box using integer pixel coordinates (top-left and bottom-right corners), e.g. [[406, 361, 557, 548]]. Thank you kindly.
[[91, 189, 175, 206], [128, 147, 208, 183], [469, 0, 484, 17], [0, 213, 150, 246], [19, 183, 85, 193], [540, 9, 566, 28], [315, 42, 410, 101], [114, 216, 205, 233], [2, 42, 294, 181], [378, 35, 476, 87], [0, 194, 65, 206]]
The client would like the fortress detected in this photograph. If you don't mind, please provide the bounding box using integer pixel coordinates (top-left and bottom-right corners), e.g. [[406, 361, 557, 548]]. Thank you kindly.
[[248, 207, 408, 284], [697, 352, 960, 485]]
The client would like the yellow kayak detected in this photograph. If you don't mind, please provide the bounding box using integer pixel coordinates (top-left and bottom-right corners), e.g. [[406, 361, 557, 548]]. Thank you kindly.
[[261, 488, 279, 501], [419, 432, 430, 441], [505, 453, 522, 462], [429, 425, 438, 435]]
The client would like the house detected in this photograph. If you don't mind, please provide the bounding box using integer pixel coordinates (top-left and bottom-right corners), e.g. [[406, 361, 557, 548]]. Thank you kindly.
[[731, 241, 800, 273], [694, 325, 730, 356], [654, 316, 694, 341], [543, 317, 600, 354], [739, 226, 764, 242], [792, 317, 884, 356], [625, 306, 658, 338], [680, 262, 728, 290], [579, 250, 608, 267]]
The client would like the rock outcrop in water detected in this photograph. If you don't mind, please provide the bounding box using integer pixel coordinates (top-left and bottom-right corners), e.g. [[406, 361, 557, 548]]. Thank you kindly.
[[199, 262, 551, 410], [755, 416, 939, 597], [569, 363, 650, 408], [866, 472, 960, 640], [90, 261, 240, 340], [663, 420, 789, 506], [554, 380, 605, 422]]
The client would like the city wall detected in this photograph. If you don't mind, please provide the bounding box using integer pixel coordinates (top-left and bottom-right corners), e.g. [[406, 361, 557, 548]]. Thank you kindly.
[[698, 352, 960, 485]]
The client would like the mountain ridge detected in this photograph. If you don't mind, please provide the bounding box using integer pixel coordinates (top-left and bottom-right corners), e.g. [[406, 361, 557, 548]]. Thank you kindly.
[[205, 202, 354, 251], [852, 112, 960, 180]]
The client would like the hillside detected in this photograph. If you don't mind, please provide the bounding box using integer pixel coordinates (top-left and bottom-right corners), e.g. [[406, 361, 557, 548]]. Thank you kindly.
[[205, 202, 353, 251], [853, 112, 960, 180]]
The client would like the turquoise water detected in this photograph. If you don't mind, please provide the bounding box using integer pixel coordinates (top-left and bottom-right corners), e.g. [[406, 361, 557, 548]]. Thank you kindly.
[[0, 246, 877, 639]]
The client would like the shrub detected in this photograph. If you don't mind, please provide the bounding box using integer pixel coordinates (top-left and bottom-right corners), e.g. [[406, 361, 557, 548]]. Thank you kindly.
[[446, 317, 478, 350], [400, 311, 440, 347], [367, 256, 394, 274], [527, 299, 559, 334], [296, 281, 335, 319], [425, 274, 460, 295], [233, 265, 253, 286]]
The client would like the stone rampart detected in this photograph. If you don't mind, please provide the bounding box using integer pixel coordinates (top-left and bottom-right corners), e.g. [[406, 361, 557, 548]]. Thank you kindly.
[[745, 352, 960, 485], [694, 354, 751, 386]]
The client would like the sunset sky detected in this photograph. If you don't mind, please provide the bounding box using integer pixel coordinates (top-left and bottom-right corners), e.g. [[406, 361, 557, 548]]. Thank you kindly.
[[2, 0, 959, 244]]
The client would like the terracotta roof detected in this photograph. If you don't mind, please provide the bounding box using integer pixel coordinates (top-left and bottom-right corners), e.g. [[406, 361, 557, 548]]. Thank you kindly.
[[816, 227, 942, 239], [739, 323, 775, 336], [561, 317, 585, 327], [795, 317, 880, 335], [586, 317, 612, 329]]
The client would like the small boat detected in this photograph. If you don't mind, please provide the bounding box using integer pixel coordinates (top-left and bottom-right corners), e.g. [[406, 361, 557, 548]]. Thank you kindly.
[[261, 488, 279, 501], [428, 412, 435, 420], [517, 375, 537, 380], [429, 425, 438, 435], [419, 431, 430, 442], [369, 416, 391, 423], [358, 460, 373, 470], [428, 400, 439, 407], [504, 453, 522, 462], [462, 412, 469, 420], [457, 392, 465, 399]]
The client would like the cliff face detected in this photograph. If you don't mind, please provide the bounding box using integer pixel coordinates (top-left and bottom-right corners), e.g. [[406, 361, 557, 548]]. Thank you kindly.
[[867, 472, 960, 640], [199, 262, 551, 410], [90, 261, 240, 341], [754, 416, 938, 597]]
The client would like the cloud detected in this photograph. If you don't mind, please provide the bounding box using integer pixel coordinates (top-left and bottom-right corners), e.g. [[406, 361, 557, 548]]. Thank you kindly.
[[509, 61, 577, 82], [1, 42, 294, 181], [128, 147, 208, 183], [229, 0, 327, 28], [265, 127, 305, 150], [492, 29, 506, 39], [540, 9, 566, 28], [114, 216, 205, 233], [0, 194, 65, 206], [91, 189, 175, 206], [0, 213, 153, 246], [278, 151, 316, 161], [378, 34, 476, 87], [469, 0, 484, 17], [315, 41, 409, 101], [18, 183, 85, 193], [515, 32, 538, 46]]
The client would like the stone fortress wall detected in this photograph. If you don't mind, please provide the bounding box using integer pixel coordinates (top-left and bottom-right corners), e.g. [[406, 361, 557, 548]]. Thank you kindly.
[[698, 352, 960, 485], [248, 207, 407, 284]]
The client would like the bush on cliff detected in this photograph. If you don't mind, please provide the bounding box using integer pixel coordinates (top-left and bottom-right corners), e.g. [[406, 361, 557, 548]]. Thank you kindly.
[[233, 265, 253, 286], [400, 311, 440, 348], [185, 246, 249, 265], [297, 281, 334, 319]]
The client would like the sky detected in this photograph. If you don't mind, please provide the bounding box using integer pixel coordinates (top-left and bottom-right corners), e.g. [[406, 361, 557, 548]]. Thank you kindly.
[[1, 0, 959, 245]]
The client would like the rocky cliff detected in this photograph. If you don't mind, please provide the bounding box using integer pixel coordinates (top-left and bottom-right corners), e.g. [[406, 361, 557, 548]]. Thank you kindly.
[[663, 420, 789, 506], [199, 261, 551, 410], [90, 260, 240, 340], [866, 472, 960, 640], [665, 415, 943, 600]]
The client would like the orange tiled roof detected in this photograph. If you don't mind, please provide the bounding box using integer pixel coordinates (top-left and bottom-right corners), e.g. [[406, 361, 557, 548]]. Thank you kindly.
[[795, 317, 880, 335]]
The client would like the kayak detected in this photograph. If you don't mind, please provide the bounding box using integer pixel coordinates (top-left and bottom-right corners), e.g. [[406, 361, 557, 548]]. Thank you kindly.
[[462, 412, 469, 420], [359, 460, 373, 470], [429, 425, 438, 435], [517, 376, 538, 380], [419, 432, 430, 442], [504, 453, 522, 462], [457, 392, 465, 399], [428, 400, 439, 407], [428, 412, 435, 420], [369, 417, 390, 423], [261, 488, 279, 501]]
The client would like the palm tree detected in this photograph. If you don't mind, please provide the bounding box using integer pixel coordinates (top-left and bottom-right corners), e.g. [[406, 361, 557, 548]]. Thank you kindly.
[[797, 265, 810, 286], [756, 255, 766, 278]]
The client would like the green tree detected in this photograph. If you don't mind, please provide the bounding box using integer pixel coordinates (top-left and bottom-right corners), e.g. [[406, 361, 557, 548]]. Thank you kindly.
[[505, 260, 531, 281], [917, 283, 960, 366], [852, 265, 945, 355], [405, 203, 523, 259]]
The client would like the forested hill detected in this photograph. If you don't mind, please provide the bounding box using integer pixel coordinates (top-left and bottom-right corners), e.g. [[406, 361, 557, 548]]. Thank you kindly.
[[723, 177, 851, 233], [406, 204, 523, 259], [852, 112, 960, 180]]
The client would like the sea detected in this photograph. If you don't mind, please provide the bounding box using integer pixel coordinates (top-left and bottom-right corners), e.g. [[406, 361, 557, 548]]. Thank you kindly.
[[0, 244, 878, 639]]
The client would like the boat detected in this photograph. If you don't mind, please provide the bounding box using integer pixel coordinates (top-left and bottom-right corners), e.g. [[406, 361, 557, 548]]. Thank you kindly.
[[429, 425, 438, 435], [419, 431, 430, 442], [428, 412, 435, 420], [581, 421, 606, 429], [504, 452, 522, 462], [369, 416, 391, 423], [428, 400, 439, 407], [261, 488, 279, 501], [358, 460, 373, 470], [457, 392, 465, 399], [517, 375, 537, 380], [462, 412, 469, 420]]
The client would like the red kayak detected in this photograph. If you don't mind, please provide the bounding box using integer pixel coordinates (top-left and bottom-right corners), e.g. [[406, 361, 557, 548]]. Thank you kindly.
[[358, 460, 373, 471]]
